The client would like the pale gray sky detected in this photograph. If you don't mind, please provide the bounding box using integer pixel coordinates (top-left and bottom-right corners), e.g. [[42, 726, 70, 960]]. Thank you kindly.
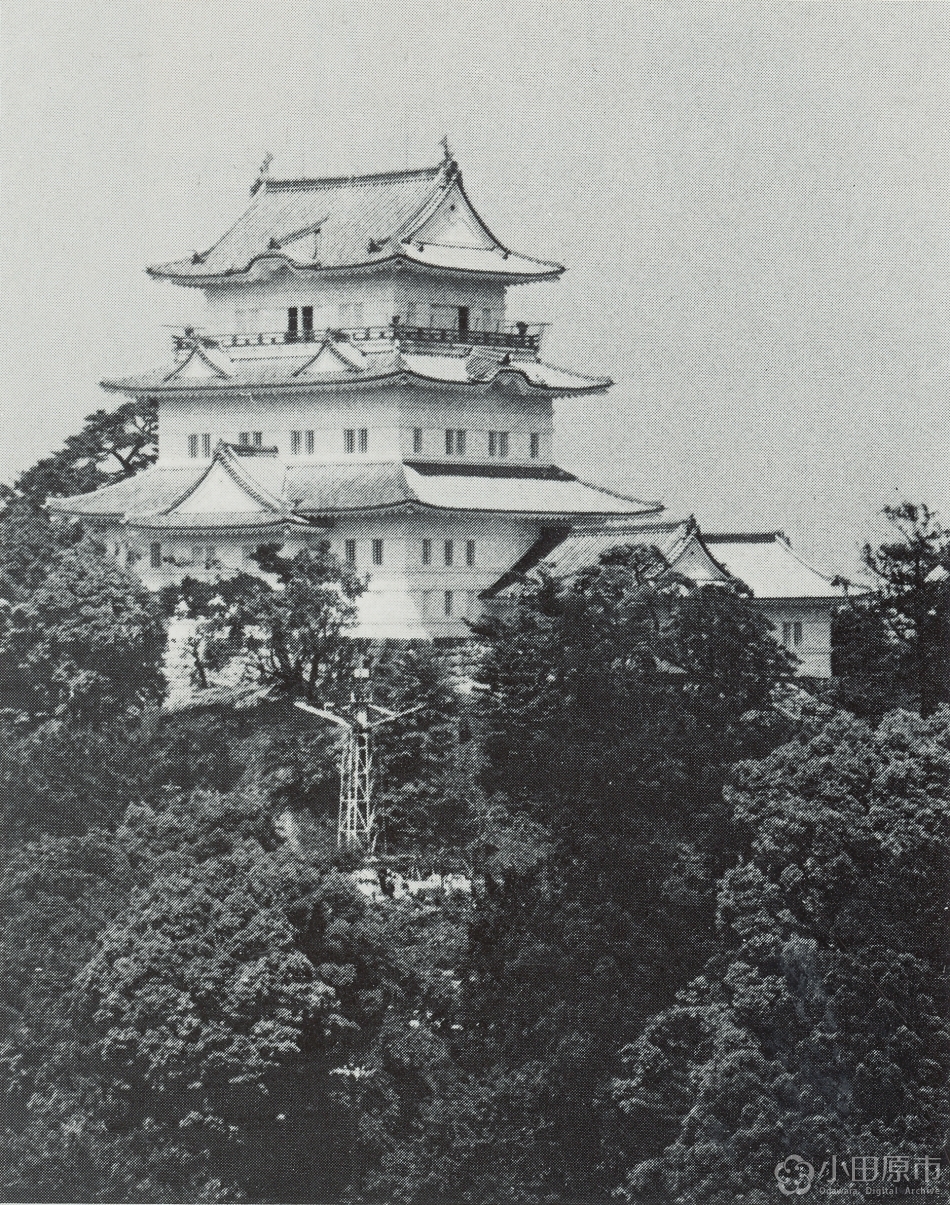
[[3, 1, 948, 570]]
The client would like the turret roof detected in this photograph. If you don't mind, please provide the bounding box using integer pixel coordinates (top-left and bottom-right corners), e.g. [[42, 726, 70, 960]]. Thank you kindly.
[[148, 155, 563, 284]]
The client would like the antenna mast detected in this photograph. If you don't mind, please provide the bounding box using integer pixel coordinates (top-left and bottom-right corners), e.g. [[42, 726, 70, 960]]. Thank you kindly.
[[295, 664, 424, 850]]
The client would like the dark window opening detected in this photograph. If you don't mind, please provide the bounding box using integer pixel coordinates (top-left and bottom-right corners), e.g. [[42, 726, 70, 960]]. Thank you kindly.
[[444, 540, 454, 566], [458, 306, 469, 336], [252, 432, 262, 447], [202, 433, 211, 458], [288, 307, 299, 340], [530, 433, 540, 459], [188, 434, 199, 458], [413, 428, 423, 454], [291, 431, 302, 455], [302, 305, 314, 340], [344, 539, 356, 565], [358, 428, 368, 453], [305, 430, 315, 454], [466, 539, 475, 567], [150, 542, 162, 569], [444, 590, 453, 617], [422, 538, 432, 565], [372, 539, 383, 566], [239, 432, 250, 446]]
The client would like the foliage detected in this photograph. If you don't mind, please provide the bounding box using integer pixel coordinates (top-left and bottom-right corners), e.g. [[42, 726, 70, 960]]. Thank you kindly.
[[0, 539, 166, 724], [13, 397, 157, 504], [178, 542, 365, 700], [366, 551, 799, 1201], [832, 502, 950, 718], [614, 709, 950, 1204]]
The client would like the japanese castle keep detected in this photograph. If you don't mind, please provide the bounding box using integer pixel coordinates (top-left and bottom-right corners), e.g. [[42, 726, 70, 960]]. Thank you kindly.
[[52, 145, 846, 673]]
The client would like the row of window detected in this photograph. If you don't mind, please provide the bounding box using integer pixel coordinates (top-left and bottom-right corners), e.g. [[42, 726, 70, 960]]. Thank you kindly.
[[188, 428, 543, 459], [278, 304, 498, 335], [339, 538, 478, 568], [148, 540, 482, 571]]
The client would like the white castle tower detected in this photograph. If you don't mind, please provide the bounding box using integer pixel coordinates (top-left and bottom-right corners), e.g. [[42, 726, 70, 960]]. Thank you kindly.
[[53, 145, 661, 639]]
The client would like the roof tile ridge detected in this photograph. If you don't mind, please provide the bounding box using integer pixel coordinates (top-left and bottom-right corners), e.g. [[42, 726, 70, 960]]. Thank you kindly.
[[265, 163, 443, 191]]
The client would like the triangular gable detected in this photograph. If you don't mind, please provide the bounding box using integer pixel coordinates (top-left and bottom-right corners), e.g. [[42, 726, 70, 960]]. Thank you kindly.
[[667, 531, 734, 587], [168, 459, 271, 515], [404, 178, 497, 250], [165, 342, 235, 382], [294, 338, 367, 376]]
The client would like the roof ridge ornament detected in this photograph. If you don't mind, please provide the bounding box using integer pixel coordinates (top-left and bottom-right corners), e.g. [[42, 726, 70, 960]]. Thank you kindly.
[[251, 152, 273, 196]]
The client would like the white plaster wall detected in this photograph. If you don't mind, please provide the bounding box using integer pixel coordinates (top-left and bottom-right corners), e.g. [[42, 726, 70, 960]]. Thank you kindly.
[[759, 601, 833, 678], [202, 276, 398, 334], [158, 385, 554, 466], [128, 510, 543, 639]]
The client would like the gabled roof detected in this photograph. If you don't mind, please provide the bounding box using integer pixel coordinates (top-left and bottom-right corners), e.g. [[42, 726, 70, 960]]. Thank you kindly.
[[483, 522, 850, 604], [147, 154, 563, 285], [101, 339, 611, 399], [49, 449, 662, 527], [702, 533, 848, 600]]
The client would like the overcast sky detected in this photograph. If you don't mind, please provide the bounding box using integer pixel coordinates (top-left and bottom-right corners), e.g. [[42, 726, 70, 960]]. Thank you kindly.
[[3, 1, 948, 570]]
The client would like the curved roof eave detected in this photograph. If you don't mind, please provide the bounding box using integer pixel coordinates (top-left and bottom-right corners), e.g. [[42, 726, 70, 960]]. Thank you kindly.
[[146, 249, 563, 287]]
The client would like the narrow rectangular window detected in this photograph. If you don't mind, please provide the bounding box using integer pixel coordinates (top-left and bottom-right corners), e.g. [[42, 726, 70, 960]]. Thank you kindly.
[[372, 539, 383, 566], [125, 547, 135, 568], [205, 546, 217, 569], [444, 590, 453, 617], [422, 538, 432, 565], [466, 539, 475, 567], [201, 433, 211, 458], [150, 542, 162, 569], [344, 539, 356, 565], [188, 434, 199, 458], [530, 433, 540, 459], [488, 431, 497, 457], [413, 428, 423, 454], [344, 429, 355, 453], [782, 622, 803, 649], [456, 430, 467, 455], [358, 428, 368, 453], [305, 430, 315, 454], [239, 432, 250, 446], [302, 305, 314, 339], [288, 307, 299, 340], [291, 431, 302, 455], [445, 429, 455, 455], [252, 432, 262, 447], [444, 539, 454, 566], [498, 432, 509, 458]]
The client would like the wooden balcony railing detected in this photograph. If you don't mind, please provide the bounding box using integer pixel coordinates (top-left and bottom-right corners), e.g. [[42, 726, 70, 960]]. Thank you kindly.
[[175, 322, 545, 354]]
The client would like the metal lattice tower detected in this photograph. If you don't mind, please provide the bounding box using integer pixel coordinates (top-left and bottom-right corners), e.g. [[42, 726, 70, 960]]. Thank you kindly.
[[295, 670, 424, 850]]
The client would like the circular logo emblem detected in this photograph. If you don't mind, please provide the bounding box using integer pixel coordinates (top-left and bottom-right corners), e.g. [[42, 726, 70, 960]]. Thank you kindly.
[[775, 1155, 815, 1196]]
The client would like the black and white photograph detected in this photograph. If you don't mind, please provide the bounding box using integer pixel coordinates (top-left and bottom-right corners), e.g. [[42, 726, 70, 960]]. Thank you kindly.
[[1, 3, 948, 1201]]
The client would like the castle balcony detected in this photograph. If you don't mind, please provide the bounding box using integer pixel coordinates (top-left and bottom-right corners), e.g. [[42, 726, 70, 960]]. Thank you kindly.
[[175, 321, 546, 357]]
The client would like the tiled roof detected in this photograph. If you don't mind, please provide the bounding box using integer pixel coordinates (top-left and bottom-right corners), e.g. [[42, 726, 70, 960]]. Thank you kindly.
[[147, 158, 562, 284], [484, 523, 849, 604], [48, 465, 203, 517], [49, 453, 662, 527], [702, 534, 846, 599], [102, 343, 610, 398]]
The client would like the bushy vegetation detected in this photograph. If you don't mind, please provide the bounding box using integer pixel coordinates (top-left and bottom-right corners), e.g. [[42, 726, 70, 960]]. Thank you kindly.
[[1, 478, 948, 1202]]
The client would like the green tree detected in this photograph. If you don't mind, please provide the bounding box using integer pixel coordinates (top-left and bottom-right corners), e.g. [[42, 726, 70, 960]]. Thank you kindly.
[[180, 542, 364, 701], [372, 551, 797, 1201], [614, 709, 950, 1205], [832, 502, 950, 718], [13, 396, 157, 504], [0, 539, 165, 723]]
